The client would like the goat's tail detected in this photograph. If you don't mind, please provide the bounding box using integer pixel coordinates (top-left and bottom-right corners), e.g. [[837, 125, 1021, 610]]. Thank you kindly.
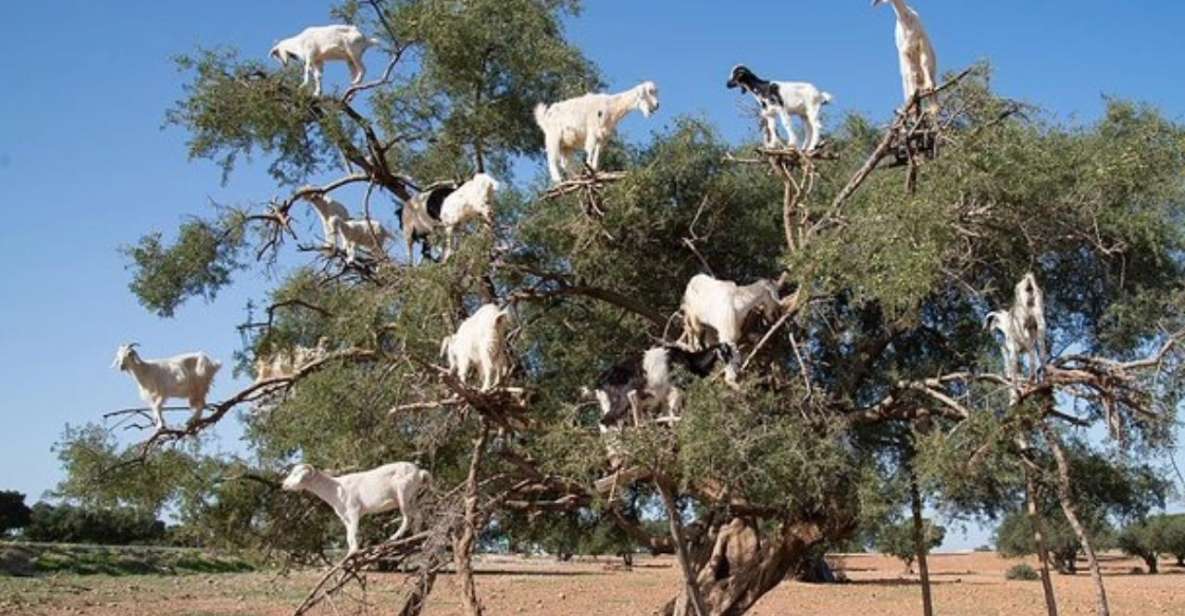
[[533, 103, 549, 129], [819, 91, 834, 106], [418, 469, 432, 492], [367, 36, 383, 48]]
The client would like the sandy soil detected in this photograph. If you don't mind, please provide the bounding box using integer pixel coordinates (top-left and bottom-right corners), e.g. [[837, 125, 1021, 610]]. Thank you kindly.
[[2, 552, 1182, 615]]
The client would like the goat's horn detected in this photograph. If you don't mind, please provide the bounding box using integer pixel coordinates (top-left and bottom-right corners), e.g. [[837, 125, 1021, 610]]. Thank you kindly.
[[126, 341, 140, 349]]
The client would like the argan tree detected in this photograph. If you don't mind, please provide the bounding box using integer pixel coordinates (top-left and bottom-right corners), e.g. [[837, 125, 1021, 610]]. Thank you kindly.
[[56, 2, 1185, 616]]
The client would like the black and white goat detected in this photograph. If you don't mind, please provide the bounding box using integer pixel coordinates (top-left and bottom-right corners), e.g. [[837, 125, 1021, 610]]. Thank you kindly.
[[985, 272, 1048, 389], [400, 183, 457, 264], [591, 343, 734, 429], [726, 65, 832, 152]]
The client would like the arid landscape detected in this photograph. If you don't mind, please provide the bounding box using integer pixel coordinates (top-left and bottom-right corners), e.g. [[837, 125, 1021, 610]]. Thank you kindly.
[[2, 551, 1182, 616]]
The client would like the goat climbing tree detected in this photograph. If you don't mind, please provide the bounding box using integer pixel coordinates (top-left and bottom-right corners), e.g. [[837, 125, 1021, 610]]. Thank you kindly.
[[55, 2, 1185, 616]]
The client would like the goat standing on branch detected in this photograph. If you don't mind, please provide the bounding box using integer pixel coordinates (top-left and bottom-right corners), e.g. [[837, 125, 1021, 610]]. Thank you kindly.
[[302, 190, 350, 249], [680, 274, 786, 383], [282, 462, 431, 556], [441, 304, 513, 391], [111, 343, 221, 430], [590, 344, 735, 429], [401, 183, 456, 264], [269, 25, 381, 96], [326, 215, 392, 264], [726, 65, 832, 152], [873, 0, 938, 116], [535, 82, 660, 183], [440, 173, 500, 261], [985, 272, 1049, 392]]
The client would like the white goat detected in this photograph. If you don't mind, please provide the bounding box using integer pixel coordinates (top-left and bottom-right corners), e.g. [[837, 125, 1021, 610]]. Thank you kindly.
[[680, 274, 784, 383], [440, 304, 513, 391], [439, 173, 501, 261], [269, 25, 380, 96], [302, 191, 350, 249], [111, 343, 221, 430], [282, 462, 431, 555], [726, 65, 832, 151], [534, 81, 660, 183], [327, 215, 392, 263], [986, 273, 1048, 390], [401, 183, 457, 265], [873, 0, 938, 115]]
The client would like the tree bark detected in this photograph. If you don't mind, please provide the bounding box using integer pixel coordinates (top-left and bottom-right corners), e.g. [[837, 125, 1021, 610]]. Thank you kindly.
[[1018, 436, 1059, 616], [454, 422, 490, 616], [907, 468, 935, 616], [1040, 423, 1109, 616], [656, 477, 708, 616], [396, 570, 438, 616]]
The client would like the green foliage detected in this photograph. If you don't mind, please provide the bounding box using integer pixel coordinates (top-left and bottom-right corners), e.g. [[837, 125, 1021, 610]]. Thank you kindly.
[[1117, 514, 1185, 573], [0, 543, 253, 577], [0, 492, 32, 537], [120, 211, 248, 317], [23, 503, 166, 546], [873, 518, 945, 570], [1005, 563, 1040, 581]]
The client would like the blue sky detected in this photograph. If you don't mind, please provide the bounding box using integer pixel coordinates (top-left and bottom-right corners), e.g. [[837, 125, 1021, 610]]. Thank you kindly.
[[1, 1, 1183, 550]]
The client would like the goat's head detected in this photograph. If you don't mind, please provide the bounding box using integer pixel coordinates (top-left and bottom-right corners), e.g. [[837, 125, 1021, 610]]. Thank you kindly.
[[282, 463, 317, 491], [112, 342, 140, 370], [269, 44, 288, 66], [726, 65, 757, 93], [1016, 272, 1042, 307], [984, 310, 1010, 336], [635, 81, 660, 117], [473, 173, 502, 198]]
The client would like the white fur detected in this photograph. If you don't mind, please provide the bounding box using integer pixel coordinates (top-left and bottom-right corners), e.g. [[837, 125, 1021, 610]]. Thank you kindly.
[[269, 25, 380, 96], [303, 191, 350, 249], [282, 462, 431, 555], [112, 344, 221, 430], [327, 215, 392, 263], [761, 82, 831, 151], [441, 304, 513, 391], [986, 273, 1048, 388], [439, 173, 501, 261], [534, 82, 660, 183], [874, 0, 938, 114], [680, 274, 782, 382]]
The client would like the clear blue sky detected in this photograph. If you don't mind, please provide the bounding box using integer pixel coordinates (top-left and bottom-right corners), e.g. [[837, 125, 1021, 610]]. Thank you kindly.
[[1, 1, 1183, 550]]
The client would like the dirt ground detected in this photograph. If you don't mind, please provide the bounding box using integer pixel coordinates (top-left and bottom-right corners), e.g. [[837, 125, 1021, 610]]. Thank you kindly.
[[2, 551, 1182, 616]]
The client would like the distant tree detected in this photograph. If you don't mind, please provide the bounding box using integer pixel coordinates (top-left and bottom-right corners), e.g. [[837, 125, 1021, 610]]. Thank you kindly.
[[0, 491, 32, 537], [875, 518, 945, 573], [1118, 514, 1185, 573], [1161, 514, 1185, 567]]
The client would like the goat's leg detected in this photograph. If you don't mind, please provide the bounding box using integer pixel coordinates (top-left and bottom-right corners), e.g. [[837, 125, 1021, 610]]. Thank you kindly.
[[804, 108, 821, 151], [343, 512, 361, 555], [149, 399, 166, 430], [311, 62, 324, 96], [348, 54, 365, 85], [1035, 331, 1049, 382], [761, 113, 780, 148], [585, 133, 602, 173], [301, 60, 313, 89], [545, 135, 564, 183], [442, 227, 454, 261], [778, 110, 800, 150], [186, 396, 205, 427], [626, 390, 643, 427], [392, 485, 413, 540]]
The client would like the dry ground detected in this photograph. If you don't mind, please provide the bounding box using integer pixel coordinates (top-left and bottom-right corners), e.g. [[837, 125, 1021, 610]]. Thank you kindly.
[[2, 551, 1182, 615]]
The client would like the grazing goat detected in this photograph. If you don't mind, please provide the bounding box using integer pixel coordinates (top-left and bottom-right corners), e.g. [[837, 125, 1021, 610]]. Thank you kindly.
[[534, 82, 660, 183], [401, 183, 457, 264], [112, 343, 221, 430], [440, 304, 513, 391], [593, 344, 735, 428], [726, 65, 832, 151], [873, 0, 938, 115], [985, 273, 1048, 389], [302, 191, 350, 249], [681, 274, 784, 383], [439, 173, 501, 261], [269, 25, 380, 96], [326, 215, 392, 263], [282, 462, 431, 555]]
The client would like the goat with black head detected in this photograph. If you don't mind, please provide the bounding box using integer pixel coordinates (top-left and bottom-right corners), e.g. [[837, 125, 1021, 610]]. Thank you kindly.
[[591, 343, 735, 429], [726, 64, 832, 151]]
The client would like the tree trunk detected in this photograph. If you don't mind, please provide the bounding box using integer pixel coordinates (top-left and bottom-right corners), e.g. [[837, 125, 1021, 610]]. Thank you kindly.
[[397, 570, 438, 616], [1040, 423, 1110, 616], [454, 423, 490, 616], [907, 468, 935, 616], [656, 477, 708, 616], [1144, 555, 1158, 575], [1018, 437, 1059, 616], [661, 517, 842, 616]]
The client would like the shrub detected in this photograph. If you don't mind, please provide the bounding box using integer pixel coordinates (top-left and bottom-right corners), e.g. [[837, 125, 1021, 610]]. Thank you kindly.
[[1006, 564, 1040, 581]]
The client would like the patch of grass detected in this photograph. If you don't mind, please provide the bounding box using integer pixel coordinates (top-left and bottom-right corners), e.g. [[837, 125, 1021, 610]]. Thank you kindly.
[[1005, 563, 1040, 581]]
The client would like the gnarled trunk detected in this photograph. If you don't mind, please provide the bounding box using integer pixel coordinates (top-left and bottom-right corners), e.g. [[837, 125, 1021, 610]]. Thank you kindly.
[[1018, 436, 1059, 616], [908, 468, 934, 616], [662, 516, 841, 616], [454, 423, 490, 616]]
